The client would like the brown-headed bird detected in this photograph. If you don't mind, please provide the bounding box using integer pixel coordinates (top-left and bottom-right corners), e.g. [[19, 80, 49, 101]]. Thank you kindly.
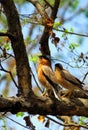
[[55, 63, 85, 97], [37, 55, 61, 100]]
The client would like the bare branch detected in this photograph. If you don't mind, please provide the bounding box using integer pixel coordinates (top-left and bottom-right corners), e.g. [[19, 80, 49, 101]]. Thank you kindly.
[[27, 0, 48, 23], [0, 47, 14, 60], [51, 0, 60, 20], [82, 72, 88, 82], [44, 0, 53, 9], [31, 68, 43, 93], [0, 32, 15, 40], [4, 115, 30, 129], [19, 13, 88, 37], [0, 62, 18, 88], [46, 116, 88, 129], [57, 28, 88, 37]]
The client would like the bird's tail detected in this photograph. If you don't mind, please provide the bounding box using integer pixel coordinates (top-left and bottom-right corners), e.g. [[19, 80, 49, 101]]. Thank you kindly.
[[43, 73, 61, 100]]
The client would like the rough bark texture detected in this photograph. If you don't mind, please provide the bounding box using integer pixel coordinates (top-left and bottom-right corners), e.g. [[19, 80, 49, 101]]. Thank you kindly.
[[40, 0, 60, 56], [0, 0, 88, 117], [0, 95, 88, 116], [0, 0, 33, 97]]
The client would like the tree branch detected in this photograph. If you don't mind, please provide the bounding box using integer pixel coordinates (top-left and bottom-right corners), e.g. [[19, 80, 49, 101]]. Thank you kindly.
[[40, 0, 60, 55], [82, 72, 88, 82], [0, 94, 88, 116], [27, 0, 48, 23], [51, 0, 60, 20], [46, 116, 88, 129], [0, 0, 33, 97], [26, 0, 50, 55], [4, 115, 30, 129], [44, 0, 53, 9], [0, 32, 15, 40], [0, 62, 18, 88], [57, 28, 88, 37]]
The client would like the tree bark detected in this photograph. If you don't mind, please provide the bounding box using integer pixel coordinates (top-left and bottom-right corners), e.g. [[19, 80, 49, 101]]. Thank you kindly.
[[0, 0, 33, 97], [0, 95, 88, 116]]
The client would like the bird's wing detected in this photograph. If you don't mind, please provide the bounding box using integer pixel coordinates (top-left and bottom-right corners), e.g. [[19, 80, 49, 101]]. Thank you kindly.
[[42, 66, 61, 100], [42, 66, 57, 83], [62, 69, 83, 87]]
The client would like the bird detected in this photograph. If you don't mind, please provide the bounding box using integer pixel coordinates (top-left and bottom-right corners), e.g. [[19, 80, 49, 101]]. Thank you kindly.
[[37, 55, 61, 100], [55, 63, 85, 97]]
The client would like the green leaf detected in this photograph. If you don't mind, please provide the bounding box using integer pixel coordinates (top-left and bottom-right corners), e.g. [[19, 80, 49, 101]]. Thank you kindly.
[[69, 42, 80, 50], [16, 112, 24, 117], [29, 55, 38, 63], [22, 18, 28, 25], [79, 121, 85, 125], [53, 22, 62, 30], [64, 29, 68, 33], [4, 43, 11, 50], [80, 116, 87, 120], [79, 116, 87, 125]]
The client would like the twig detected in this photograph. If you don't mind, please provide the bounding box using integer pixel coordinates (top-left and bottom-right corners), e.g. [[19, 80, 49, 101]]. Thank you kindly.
[[4, 115, 30, 130], [51, 57, 88, 68], [51, 58, 76, 68], [20, 12, 38, 17], [0, 32, 15, 39], [30, 55, 43, 93], [27, 0, 48, 21], [20, 16, 88, 37], [82, 72, 88, 82], [46, 116, 88, 129], [57, 28, 88, 37], [44, 0, 53, 9], [0, 46, 15, 59], [0, 62, 18, 88], [31, 68, 43, 93]]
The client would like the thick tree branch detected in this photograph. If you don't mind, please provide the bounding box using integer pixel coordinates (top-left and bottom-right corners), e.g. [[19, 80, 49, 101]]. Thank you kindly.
[[0, 32, 15, 39], [0, 0, 33, 97], [0, 94, 88, 116], [51, 0, 60, 20], [40, 0, 60, 55]]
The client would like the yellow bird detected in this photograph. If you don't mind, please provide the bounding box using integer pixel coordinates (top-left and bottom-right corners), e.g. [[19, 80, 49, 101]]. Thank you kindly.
[[55, 63, 84, 96], [37, 55, 61, 100]]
